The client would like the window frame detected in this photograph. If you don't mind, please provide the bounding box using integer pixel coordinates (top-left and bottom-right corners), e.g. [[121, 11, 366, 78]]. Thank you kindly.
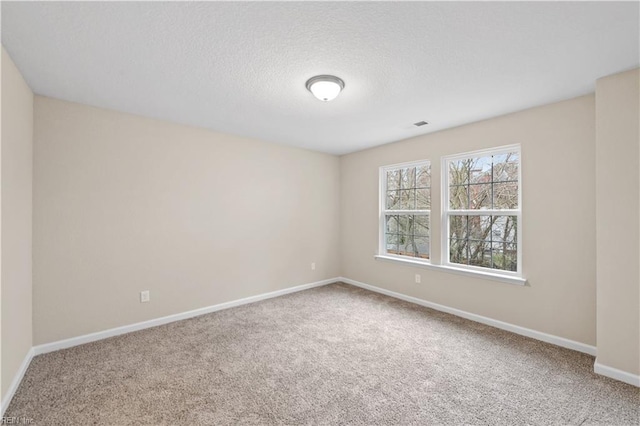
[[441, 144, 522, 277], [378, 159, 432, 264]]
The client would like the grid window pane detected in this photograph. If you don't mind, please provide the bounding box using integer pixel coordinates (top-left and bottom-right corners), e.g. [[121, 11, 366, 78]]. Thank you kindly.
[[449, 151, 519, 210], [449, 185, 468, 210], [468, 240, 492, 268], [448, 215, 518, 271], [493, 182, 518, 209], [492, 216, 517, 244], [400, 167, 416, 189], [387, 169, 400, 191], [469, 215, 493, 242], [399, 189, 416, 210], [398, 234, 413, 256], [469, 184, 492, 209], [386, 190, 400, 210], [449, 215, 467, 240], [491, 242, 517, 271], [414, 214, 429, 237], [450, 160, 470, 186], [386, 233, 399, 253], [415, 236, 430, 259], [416, 188, 430, 209], [385, 215, 400, 234], [397, 215, 411, 234], [416, 165, 430, 188], [470, 156, 492, 184], [493, 152, 519, 182], [450, 238, 468, 265]]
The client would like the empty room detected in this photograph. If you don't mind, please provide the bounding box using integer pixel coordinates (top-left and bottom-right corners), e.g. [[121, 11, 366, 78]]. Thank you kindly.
[[1, 1, 639, 425]]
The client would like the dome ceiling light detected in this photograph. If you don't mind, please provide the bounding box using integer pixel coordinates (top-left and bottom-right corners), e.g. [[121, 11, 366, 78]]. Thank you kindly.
[[305, 75, 345, 102]]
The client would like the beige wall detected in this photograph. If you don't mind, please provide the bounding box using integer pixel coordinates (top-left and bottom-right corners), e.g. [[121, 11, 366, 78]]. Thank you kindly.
[[33, 96, 340, 345], [1, 47, 34, 399], [595, 68, 640, 376], [341, 95, 596, 345]]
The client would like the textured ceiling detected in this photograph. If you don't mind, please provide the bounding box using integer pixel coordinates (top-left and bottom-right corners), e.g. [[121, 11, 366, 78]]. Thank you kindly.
[[2, 2, 639, 155]]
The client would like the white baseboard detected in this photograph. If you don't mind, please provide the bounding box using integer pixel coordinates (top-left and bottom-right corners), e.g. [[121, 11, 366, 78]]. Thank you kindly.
[[594, 359, 640, 387], [33, 277, 338, 356], [1, 347, 35, 416], [339, 277, 598, 357]]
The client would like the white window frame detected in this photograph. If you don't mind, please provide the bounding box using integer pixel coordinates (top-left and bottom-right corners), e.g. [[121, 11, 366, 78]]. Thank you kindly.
[[378, 159, 431, 264], [441, 144, 522, 277]]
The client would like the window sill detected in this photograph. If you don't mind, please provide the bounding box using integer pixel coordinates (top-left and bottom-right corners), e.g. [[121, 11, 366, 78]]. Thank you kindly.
[[374, 255, 527, 286]]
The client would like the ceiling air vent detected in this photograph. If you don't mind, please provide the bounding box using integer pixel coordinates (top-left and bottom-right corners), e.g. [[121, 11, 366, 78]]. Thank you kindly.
[[413, 121, 429, 127]]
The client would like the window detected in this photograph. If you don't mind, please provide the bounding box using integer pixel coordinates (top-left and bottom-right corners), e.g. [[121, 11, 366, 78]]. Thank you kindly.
[[379, 161, 431, 261], [443, 145, 521, 275]]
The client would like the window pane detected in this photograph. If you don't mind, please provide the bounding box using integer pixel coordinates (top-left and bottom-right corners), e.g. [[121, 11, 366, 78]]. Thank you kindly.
[[416, 188, 430, 209], [449, 215, 467, 240], [387, 169, 400, 190], [450, 238, 468, 265], [449, 160, 470, 186], [386, 190, 400, 210], [400, 189, 416, 210], [470, 156, 492, 184], [493, 182, 518, 209], [469, 184, 491, 209], [492, 215, 517, 244], [493, 152, 519, 182], [449, 185, 468, 210], [385, 214, 430, 260], [414, 236, 430, 259], [400, 167, 416, 189], [386, 233, 399, 254], [492, 242, 517, 271], [398, 234, 414, 256], [469, 240, 492, 268], [385, 215, 400, 234], [416, 165, 430, 188], [469, 215, 492, 242], [414, 214, 429, 237], [448, 214, 518, 271], [397, 215, 412, 235]]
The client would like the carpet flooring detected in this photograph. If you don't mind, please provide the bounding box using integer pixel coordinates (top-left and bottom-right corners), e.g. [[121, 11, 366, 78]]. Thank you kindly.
[[5, 282, 639, 425]]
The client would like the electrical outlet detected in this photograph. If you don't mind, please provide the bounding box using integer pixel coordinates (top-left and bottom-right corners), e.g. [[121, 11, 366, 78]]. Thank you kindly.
[[415, 274, 421, 284], [311, 262, 316, 270], [140, 290, 150, 303]]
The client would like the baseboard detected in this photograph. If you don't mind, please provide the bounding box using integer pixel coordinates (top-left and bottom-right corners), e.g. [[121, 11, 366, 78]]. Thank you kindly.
[[339, 277, 598, 357], [33, 277, 338, 356], [1, 347, 35, 416], [594, 359, 640, 387]]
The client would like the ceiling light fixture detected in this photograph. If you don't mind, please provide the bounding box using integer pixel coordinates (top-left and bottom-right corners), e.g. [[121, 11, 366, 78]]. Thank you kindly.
[[306, 75, 345, 102]]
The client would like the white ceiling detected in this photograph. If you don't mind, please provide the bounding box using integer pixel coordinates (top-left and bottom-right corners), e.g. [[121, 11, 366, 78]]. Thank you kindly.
[[2, 2, 638, 155]]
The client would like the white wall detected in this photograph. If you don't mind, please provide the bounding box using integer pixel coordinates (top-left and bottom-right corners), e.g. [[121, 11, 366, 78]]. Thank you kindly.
[[595, 68, 640, 377], [340, 95, 597, 346], [1, 47, 33, 399], [33, 96, 340, 345]]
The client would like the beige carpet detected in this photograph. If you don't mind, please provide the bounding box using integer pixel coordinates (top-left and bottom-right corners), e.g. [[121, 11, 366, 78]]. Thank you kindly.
[[5, 282, 639, 425]]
